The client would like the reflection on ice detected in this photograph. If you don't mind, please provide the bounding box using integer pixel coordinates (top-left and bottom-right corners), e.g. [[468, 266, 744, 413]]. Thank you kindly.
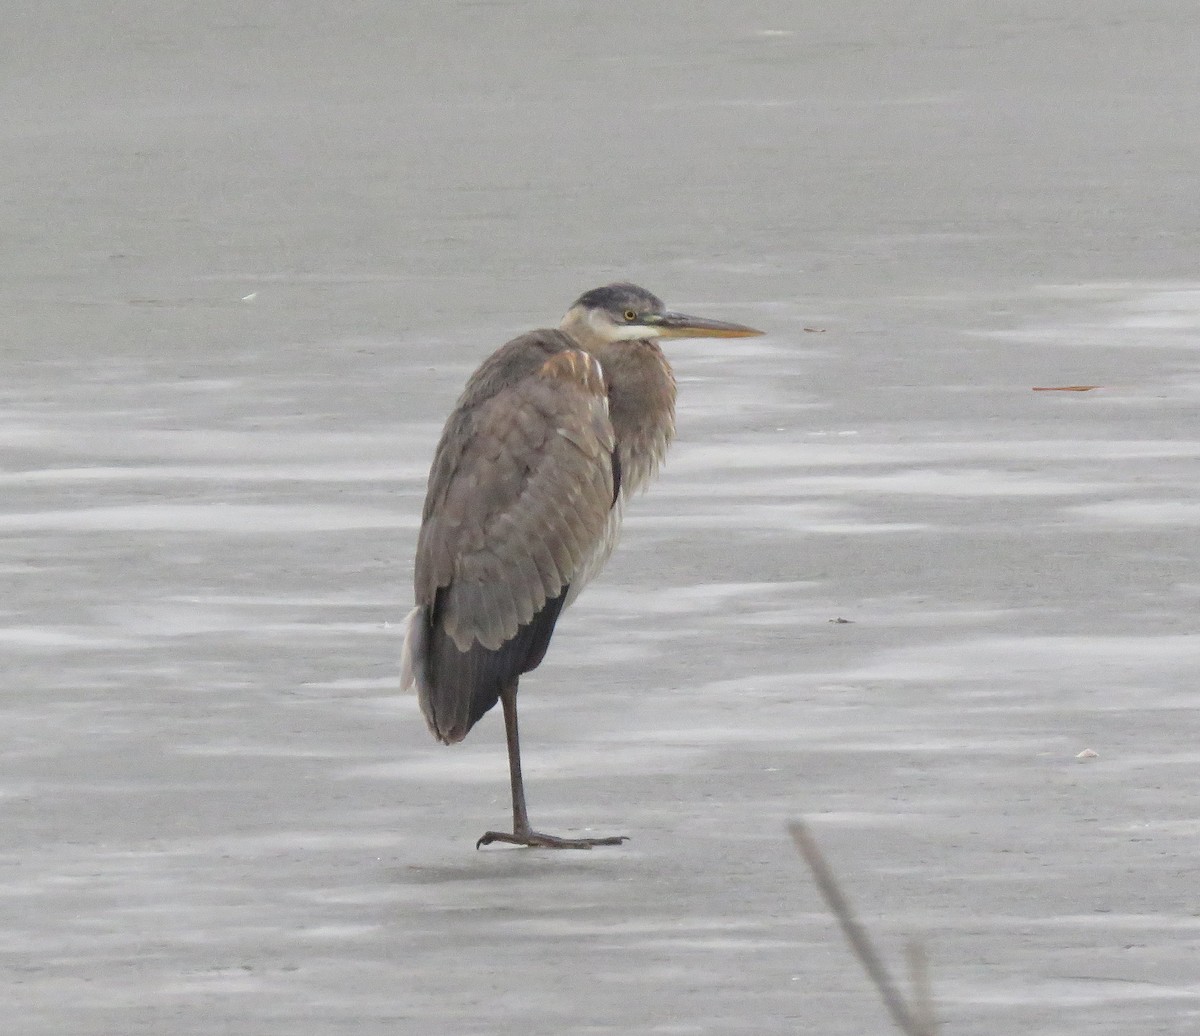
[[1068, 500, 1200, 525], [0, 627, 140, 651], [838, 633, 1199, 688], [0, 425, 436, 463], [670, 438, 1200, 471], [0, 503, 410, 533], [664, 469, 1110, 498], [0, 463, 423, 485]]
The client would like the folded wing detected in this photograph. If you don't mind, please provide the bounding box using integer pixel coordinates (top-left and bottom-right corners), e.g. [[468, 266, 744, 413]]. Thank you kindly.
[[407, 345, 618, 742]]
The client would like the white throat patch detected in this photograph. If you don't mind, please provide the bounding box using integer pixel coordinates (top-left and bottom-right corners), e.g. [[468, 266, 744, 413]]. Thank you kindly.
[[587, 307, 662, 342]]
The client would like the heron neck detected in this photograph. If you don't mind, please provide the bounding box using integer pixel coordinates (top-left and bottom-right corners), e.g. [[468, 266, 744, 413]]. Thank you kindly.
[[590, 338, 677, 496]]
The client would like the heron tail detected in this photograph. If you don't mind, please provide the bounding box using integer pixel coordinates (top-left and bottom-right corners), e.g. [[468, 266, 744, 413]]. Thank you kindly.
[[402, 588, 569, 746], [400, 604, 441, 738], [401, 601, 500, 745]]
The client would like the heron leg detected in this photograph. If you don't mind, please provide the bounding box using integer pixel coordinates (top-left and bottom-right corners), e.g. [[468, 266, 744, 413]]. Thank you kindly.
[[501, 679, 531, 834], [476, 681, 628, 850]]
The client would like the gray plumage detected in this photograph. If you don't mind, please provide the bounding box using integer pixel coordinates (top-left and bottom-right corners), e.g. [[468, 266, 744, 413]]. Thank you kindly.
[[405, 333, 623, 742], [400, 283, 762, 849]]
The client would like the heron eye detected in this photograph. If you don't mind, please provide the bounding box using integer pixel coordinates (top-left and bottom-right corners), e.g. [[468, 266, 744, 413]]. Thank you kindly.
[[623, 309, 638, 322]]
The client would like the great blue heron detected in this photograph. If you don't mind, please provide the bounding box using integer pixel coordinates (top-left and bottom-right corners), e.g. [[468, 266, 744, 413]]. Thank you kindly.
[[401, 283, 763, 848]]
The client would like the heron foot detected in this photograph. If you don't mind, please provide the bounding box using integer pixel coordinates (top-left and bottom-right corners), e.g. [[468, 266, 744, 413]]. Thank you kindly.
[[476, 829, 629, 850]]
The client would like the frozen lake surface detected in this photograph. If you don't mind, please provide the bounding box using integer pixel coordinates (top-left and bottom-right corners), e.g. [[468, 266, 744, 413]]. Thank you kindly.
[[4, 2, 1200, 1033]]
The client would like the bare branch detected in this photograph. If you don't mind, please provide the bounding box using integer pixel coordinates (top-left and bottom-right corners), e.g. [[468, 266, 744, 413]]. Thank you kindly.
[[788, 820, 935, 1036]]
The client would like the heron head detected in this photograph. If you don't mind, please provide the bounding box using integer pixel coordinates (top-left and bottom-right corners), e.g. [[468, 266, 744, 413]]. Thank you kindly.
[[560, 282, 763, 347]]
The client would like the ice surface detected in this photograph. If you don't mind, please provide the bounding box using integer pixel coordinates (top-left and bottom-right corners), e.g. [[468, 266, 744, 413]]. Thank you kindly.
[[4, 3, 1200, 1035]]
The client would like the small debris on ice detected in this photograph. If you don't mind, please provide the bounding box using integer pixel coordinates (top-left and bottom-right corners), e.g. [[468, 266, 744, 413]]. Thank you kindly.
[[1031, 385, 1099, 391]]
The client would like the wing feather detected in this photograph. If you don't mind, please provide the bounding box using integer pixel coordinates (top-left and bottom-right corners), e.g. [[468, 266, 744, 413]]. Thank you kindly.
[[415, 344, 616, 654]]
